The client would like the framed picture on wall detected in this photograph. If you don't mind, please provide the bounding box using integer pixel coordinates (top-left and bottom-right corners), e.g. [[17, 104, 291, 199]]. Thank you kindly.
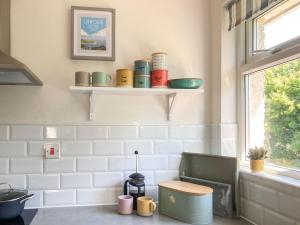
[[71, 6, 115, 61]]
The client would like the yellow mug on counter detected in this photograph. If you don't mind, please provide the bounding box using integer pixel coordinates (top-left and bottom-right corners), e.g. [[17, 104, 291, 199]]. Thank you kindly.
[[116, 69, 133, 88], [137, 196, 157, 217]]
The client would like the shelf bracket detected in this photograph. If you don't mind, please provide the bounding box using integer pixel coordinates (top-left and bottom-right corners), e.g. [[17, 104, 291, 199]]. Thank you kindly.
[[167, 93, 177, 121], [89, 92, 96, 120]]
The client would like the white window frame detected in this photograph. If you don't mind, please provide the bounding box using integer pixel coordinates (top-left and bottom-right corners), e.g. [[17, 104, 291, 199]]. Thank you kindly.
[[246, 0, 300, 65], [238, 2, 300, 179]]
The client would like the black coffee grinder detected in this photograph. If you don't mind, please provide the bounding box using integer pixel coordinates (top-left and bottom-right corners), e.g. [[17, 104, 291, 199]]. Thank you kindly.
[[123, 150, 145, 210]]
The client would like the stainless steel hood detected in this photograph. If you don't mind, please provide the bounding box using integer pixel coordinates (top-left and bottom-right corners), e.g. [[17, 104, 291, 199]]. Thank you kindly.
[[0, 0, 43, 86]]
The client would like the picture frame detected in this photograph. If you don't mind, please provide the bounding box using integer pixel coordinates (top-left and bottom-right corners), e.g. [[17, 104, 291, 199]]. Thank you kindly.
[[71, 6, 115, 61]]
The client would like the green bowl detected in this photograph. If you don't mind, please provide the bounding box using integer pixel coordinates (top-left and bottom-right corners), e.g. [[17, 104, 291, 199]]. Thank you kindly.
[[168, 78, 203, 89]]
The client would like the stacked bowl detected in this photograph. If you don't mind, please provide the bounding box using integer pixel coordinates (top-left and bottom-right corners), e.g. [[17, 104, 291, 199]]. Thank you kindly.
[[151, 52, 168, 88], [134, 60, 151, 88]]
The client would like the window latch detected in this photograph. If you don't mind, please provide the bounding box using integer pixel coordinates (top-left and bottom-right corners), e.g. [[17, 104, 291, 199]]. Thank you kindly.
[[252, 48, 280, 55]]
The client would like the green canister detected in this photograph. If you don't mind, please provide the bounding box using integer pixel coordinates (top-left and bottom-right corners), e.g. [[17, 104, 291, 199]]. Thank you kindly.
[[134, 60, 151, 75], [134, 75, 150, 88]]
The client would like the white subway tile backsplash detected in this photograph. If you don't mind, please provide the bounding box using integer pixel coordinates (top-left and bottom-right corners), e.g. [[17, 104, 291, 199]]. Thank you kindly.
[[109, 156, 136, 171], [155, 170, 178, 185], [77, 157, 107, 172], [61, 173, 92, 188], [124, 141, 153, 155], [0, 159, 9, 174], [28, 174, 59, 189], [11, 125, 43, 140], [239, 171, 261, 184], [0, 175, 26, 189], [210, 124, 221, 139], [94, 141, 123, 155], [11, 158, 43, 174], [249, 183, 278, 211], [168, 155, 181, 170], [0, 142, 26, 157], [221, 124, 238, 139], [210, 139, 221, 155], [1, 123, 215, 208], [146, 186, 158, 201], [26, 190, 43, 208], [263, 208, 296, 225], [240, 170, 300, 197], [154, 140, 183, 154], [183, 140, 209, 153], [169, 125, 209, 139], [3, 121, 300, 217], [279, 193, 300, 221], [140, 155, 168, 170], [45, 126, 75, 140], [240, 179, 250, 199], [140, 126, 168, 139], [44, 190, 76, 206], [0, 126, 9, 140], [143, 171, 155, 186], [94, 172, 123, 187], [45, 158, 75, 173], [240, 170, 300, 224], [77, 188, 120, 204], [77, 126, 107, 139], [108, 126, 138, 139], [240, 198, 263, 225], [169, 125, 195, 139], [198, 126, 210, 139], [28, 142, 45, 156], [221, 139, 237, 157], [61, 141, 92, 156]]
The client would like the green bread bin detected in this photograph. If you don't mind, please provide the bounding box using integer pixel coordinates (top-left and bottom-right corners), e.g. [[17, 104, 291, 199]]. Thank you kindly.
[[168, 78, 203, 89], [158, 181, 213, 225]]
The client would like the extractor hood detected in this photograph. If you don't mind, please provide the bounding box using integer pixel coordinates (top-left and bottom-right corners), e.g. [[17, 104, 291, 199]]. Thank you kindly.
[[0, 0, 43, 85]]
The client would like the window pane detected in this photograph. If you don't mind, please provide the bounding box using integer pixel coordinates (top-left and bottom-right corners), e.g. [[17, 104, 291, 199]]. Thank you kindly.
[[255, 0, 300, 50], [248, 59, 300, 170]]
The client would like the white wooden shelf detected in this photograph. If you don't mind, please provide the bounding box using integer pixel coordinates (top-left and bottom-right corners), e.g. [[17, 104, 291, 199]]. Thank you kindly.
[[69, 86, 204, 121]]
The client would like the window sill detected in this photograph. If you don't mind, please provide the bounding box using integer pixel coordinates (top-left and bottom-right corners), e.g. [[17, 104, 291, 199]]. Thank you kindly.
[[240, 163, 300, 197], [240, 162, 300, 180]]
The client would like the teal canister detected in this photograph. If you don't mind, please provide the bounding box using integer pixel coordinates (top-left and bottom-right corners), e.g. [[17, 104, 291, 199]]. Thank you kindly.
[[92, 72, 112, 87], [134, 60, 151, 75], [134, 75, 150, 88]]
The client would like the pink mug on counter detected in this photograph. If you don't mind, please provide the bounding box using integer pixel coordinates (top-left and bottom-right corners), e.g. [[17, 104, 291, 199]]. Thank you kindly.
[[118, 195, 133, 215]]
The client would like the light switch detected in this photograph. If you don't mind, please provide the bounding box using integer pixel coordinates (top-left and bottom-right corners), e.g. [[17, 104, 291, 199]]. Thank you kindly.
[[44, 143, 60, 159]]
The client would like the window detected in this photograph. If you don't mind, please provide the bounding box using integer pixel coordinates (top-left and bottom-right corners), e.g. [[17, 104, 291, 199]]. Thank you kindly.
[[255, 0, 300, 51], [242, 0, 300, 172], [246, 59, 300, 170], [247, 0, 300, 62]]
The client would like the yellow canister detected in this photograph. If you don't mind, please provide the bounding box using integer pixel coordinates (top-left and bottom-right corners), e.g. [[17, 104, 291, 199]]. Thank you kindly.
[[116, 69, 134, 88]]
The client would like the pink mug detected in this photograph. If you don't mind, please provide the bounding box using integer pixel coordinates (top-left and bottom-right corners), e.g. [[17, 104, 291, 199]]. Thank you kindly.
[[118, 195, 133, 215]]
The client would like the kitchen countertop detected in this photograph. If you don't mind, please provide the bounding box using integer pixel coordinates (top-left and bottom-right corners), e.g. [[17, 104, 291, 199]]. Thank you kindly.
[[30, 206, 252, 225]]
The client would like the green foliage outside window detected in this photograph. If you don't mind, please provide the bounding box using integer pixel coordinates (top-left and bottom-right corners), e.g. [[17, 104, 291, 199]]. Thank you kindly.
[[264, 60, 300, 169]]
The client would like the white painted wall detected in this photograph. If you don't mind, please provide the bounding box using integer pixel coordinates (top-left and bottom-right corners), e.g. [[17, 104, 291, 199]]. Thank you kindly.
[[0, 0, 211, 125], [0, 0, 219, 208], [210, 0, 237, 156]]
